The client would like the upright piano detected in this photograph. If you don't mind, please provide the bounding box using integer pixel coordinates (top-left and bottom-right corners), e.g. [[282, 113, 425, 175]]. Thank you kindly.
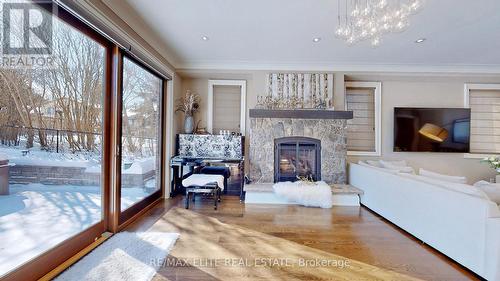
[[170, 134, 245, 200]]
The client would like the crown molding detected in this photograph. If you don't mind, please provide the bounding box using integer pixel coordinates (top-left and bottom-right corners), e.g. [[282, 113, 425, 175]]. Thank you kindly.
[[176, 61, 500, 75]]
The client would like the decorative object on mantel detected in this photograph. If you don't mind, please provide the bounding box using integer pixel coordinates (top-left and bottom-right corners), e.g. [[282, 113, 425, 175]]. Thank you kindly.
[[335, 0, 424, 47], [249, 109, 353, 119], [175, 90, 200, 134], [480, 156, 500, 183], [256, 73, 333, 110]]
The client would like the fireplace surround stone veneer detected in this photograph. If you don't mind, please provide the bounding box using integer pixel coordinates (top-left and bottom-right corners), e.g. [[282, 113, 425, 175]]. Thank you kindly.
[[249, 117, 348, 184]]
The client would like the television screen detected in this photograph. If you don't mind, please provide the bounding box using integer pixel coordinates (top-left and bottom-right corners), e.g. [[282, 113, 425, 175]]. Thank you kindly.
[[394, 107, 471, 152]]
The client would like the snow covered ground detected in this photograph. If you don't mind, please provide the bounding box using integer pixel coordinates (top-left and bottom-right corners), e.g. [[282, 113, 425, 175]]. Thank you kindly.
[[0, 145, 99, 168], [0, 184, 151, 276], [0, 145, 156, 176]]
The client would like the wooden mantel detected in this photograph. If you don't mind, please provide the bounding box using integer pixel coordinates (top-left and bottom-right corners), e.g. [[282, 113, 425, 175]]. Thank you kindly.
[[249, 109, 353, 119]]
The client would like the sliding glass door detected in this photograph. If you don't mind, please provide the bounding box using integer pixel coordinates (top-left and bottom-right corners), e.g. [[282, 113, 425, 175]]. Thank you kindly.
[[0, 2, 110, 279], [0, 2, 168, 279], [119, 56, 163, 223]]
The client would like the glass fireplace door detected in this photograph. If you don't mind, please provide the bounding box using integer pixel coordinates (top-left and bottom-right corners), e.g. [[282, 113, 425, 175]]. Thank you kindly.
[[297, 144, 318, 179], [274, 137, 321, 182], [277, 143, 297, 181]]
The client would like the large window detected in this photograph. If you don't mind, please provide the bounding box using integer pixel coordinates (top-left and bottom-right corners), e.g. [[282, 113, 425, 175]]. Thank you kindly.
[[0, 2, 168, 279], [208, 80, 246, 135], [120, 56, 162, 214], [465, 84, 500, 154], [212, 85, 242, 133], [0, 4, 107, 276], [345, 82, 382, 156]]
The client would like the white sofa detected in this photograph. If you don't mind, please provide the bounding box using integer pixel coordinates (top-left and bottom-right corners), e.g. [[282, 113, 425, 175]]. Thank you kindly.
[[349, 163, 500, 281]]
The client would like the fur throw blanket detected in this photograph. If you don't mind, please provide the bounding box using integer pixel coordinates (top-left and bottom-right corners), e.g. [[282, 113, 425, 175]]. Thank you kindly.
[[273, 181, 333, 208]]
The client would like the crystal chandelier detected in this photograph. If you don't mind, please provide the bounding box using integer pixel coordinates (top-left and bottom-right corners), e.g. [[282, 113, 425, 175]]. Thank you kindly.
[[335, 0, 424, 47]]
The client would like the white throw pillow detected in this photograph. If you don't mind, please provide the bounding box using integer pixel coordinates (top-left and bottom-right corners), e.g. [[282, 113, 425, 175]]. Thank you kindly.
[[366, 160, 383, 168], [357, 161, 399, 174], [379, 161, 415, 174], [419, 168, 467, 184], [379, 160, 408, 167], [474, 181, 500, 204]]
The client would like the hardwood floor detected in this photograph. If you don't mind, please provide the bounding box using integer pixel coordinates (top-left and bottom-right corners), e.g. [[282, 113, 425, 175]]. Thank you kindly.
[[126, 196, 480, 281]]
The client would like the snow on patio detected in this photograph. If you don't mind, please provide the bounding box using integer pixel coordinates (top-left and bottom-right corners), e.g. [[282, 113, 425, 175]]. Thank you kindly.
[[0, 145, 99, 168], [0, 183, 150, 276]]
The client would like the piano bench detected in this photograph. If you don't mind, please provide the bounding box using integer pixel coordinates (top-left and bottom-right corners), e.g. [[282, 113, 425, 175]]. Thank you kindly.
[[182, 174, 224, 210], [199, 166, 230, 194]]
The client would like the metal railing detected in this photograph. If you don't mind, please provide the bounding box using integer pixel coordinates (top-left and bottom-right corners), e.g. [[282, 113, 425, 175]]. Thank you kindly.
[[0, 125, 102, 154], [0, 125, 157, 156]]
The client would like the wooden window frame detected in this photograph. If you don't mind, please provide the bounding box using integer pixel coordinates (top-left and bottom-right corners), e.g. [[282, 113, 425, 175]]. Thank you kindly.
[[207, 80, 247, 135], [2, 3, 170, 280], [345, 81, 382, 157], [115, 53, 166, 228], [463, 83, 500, 159], [2, 4, 113, 281]]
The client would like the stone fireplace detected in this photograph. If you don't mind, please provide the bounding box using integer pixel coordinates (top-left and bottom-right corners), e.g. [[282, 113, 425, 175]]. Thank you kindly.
[[248, 109, 353, 184], [274, 137, 321, 182]]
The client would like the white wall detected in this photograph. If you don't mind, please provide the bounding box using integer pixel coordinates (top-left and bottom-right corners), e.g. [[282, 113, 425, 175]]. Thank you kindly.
[[179, 71, 500, 184], [180, 78, 210, 130]]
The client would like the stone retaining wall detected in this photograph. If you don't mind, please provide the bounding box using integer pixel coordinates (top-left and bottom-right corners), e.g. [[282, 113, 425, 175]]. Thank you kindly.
[[9, 165, 153, 187]]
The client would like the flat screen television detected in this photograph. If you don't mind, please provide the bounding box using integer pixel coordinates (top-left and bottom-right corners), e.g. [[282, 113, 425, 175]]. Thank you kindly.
[[394, 107, 471, 152]]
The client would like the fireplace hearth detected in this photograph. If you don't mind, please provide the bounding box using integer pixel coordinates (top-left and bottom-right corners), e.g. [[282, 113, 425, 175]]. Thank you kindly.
[[274, 137, 321, 182]]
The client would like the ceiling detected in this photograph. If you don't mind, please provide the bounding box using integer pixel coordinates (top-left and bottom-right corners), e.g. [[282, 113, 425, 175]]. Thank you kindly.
[[107, 0, 500, 72]]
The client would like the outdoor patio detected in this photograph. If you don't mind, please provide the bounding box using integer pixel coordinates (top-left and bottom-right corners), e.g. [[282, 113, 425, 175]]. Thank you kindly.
[[0, 183, 149, 275]]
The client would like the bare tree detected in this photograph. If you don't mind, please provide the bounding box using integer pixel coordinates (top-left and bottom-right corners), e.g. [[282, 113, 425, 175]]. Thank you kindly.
[[121, 59, 160, 158], [44, 22, 104, 152]]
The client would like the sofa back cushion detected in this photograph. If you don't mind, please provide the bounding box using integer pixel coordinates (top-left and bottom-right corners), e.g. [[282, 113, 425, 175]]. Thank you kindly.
[[419, 168, 468, 184], [380, 161, 415, 174], [380, 160, 407, 167], [357, 161, 399, 174], [366, 160, 383, 168], [474, 181, 500, 205], [400, 173, 487, 200]]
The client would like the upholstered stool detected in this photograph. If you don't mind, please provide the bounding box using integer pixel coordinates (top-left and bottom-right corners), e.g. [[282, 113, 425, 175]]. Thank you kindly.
[[182, 174, 224, 210], [199, 166, 230, 194]]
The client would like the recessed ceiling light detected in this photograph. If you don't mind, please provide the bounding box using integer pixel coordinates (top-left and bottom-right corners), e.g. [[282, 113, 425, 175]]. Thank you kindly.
[[313, 37, 321, 43], [415, 38, 426, 43], [201, 36, 209, 41]]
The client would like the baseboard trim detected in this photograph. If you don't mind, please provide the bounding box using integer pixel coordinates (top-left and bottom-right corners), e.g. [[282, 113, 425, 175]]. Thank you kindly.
[[38, 232, 113, 281]]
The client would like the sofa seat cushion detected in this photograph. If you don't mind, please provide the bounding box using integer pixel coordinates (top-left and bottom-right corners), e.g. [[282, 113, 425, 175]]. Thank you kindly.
[[419, 168, 468, 184]]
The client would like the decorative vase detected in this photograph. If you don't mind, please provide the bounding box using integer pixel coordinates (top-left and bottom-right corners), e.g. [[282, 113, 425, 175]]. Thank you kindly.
[[184, 115, 194, 134]]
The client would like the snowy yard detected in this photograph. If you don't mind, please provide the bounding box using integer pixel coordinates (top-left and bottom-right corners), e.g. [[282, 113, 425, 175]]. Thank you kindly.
[[0, 184, 150, 276], [0, 143, 159, 275]]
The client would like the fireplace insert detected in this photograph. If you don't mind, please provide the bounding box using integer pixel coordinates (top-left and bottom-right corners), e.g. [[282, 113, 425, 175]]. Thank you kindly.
[[274, 137, 321, 182]]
